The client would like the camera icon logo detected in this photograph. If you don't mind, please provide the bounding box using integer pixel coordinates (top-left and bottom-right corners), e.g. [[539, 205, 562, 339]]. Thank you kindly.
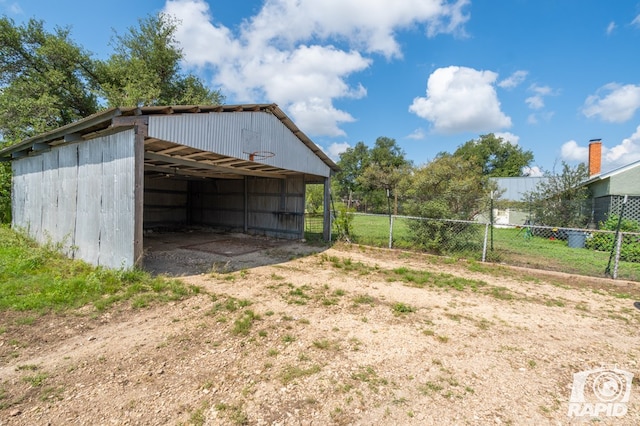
[[568, 367, 633, 418]]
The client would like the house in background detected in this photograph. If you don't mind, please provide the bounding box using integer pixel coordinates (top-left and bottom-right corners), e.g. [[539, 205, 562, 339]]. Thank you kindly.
[[486, 139, 640, 227], [582, 139, 640, 225], [484, 176, 547, 225]]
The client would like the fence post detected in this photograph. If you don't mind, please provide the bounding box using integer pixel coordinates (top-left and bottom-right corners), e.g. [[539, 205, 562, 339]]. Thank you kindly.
[[388, 215, 394, 249], [482, 222, 489, 262], [605, 195, 627, 277], [490, 191, 494, 251], [613, 231, 623, 279]]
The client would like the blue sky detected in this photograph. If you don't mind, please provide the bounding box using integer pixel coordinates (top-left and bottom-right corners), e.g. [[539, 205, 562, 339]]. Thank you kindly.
[[3, 0, 640, 175]]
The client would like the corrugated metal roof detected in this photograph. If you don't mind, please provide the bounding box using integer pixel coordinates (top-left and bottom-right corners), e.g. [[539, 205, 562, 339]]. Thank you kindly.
[[491, 176, 548, 201], [0, 104, 338, 175]]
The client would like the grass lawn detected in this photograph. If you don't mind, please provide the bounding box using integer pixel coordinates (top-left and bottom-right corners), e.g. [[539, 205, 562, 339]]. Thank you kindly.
[[344, 214, 640, 282], [0, 225, 198, 312]]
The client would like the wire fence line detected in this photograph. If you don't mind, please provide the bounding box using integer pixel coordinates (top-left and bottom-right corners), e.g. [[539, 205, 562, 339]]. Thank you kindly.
[[304, 212, 640, 282]]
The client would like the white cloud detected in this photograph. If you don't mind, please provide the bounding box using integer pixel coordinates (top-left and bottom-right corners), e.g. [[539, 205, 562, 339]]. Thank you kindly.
[[406, 128, 426, 140], [582, 83, 640, 123], [632, 15, 640, 28], [494, 132, 520, 145], [525, 84, 553, 110], [559, 129, 640, 172], [325, 142, 351, 161], [288, 98, 356, 137], [498, 70, 528, 89], [606, 21, 616, 35], [560, 140, 588, 162], [603, 125, 640, 168], [522, 166, 543, 177], [408, 66, 512, 134], [163, 0, 469, 137]]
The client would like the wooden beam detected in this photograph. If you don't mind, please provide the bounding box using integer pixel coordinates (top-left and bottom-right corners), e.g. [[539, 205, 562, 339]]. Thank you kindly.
[[64, 133, 84, 142], [32, 142, 50, 152], [144, 164, 240, 179], [144, 151, 286, 179]]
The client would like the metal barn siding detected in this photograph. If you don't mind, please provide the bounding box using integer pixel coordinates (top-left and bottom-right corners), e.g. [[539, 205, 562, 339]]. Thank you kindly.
[[147, 112, 331, 177], [247, 176, 305, 239], [144, 176, 189, 227], [11, 129, 137, 269], [12, 154, 44, 237], [189, 179, 245, 230]]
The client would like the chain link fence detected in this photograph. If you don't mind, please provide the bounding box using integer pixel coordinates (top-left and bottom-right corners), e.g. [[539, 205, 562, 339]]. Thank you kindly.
[[305, 210, 640, 282]]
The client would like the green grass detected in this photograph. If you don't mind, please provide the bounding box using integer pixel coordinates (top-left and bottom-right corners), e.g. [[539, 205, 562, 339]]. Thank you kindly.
[[0, 226, 197, 312], [492, 227, 640, 281], [347, 215, 640, 281], [349, 214, 412, 248]]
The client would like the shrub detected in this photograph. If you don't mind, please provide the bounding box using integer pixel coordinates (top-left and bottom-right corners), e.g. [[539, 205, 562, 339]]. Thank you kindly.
[[585, 215, 640, 263]]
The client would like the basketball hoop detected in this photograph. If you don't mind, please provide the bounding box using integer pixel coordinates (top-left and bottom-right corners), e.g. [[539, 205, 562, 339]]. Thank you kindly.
[[248, 151, 275, 161]]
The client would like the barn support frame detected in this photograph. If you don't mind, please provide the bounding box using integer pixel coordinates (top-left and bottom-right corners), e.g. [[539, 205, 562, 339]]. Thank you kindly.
[[323, 177, 331, 242]]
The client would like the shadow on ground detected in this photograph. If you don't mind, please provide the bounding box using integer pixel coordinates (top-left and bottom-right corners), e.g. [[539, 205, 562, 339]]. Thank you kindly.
[[142, 228, 327, 276]]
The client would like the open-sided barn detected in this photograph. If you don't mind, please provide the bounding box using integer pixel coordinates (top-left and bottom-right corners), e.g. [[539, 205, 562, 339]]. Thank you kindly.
[[0, 104, 337, 269]]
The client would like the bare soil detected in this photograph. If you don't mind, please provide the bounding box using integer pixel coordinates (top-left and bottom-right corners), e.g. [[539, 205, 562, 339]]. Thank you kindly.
[[2, 232, 640, 425]]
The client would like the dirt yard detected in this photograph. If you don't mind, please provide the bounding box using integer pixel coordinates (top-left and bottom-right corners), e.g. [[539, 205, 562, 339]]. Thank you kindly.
[[2, 232, 640, 425]]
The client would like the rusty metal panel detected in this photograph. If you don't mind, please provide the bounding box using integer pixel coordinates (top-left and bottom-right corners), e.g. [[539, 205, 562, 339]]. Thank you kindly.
[[148, 112, 331, 177]]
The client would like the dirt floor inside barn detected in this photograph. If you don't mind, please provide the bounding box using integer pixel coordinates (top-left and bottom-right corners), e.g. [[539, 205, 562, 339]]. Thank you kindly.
[[2, 231, 640, 425]]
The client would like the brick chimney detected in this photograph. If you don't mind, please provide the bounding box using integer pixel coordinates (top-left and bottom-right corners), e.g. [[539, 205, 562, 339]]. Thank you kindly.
[[588, 139, 602, 176]]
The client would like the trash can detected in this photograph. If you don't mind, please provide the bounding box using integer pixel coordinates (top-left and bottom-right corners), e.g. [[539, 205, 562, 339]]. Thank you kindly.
[[567, 230, 586, 248]]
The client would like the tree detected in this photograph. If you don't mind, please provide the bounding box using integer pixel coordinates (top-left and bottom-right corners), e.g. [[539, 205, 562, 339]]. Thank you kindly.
[[0, 17, 98, 141], [402, 153, 487, 220], [95, 14, 223, 107], [0, 162, 10, 222], [525, 162, 590, 227], [334, 141, 370, 209], [358, 137, 411, 214], [401, 153, 488, 253], [453, 133, 534, 177], [0, 14, 224, 223]]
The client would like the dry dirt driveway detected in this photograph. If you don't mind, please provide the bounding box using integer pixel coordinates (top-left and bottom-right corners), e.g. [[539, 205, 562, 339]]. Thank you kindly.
[[2, 239, 640, 425]]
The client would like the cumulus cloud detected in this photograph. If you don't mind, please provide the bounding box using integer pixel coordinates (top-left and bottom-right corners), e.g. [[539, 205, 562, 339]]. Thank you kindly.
[[494, 132, 520, 145], [582, 83, 640, 123], [603, 125, 640, 167], [560, 128, 640, 171], [560, 140, 588, 162], [498, 70, 528, 89], [324, 142, 351, 161], [163, 0, 469, 137], [408, 66, 512, 134]]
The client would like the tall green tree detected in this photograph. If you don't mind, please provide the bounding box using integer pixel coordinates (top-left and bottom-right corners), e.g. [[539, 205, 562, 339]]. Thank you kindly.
[[334, 141, 371, 208], [95, 14, 223, 106], [525, 162, 590, 227], [358, 137, 411, 214], [0, 17, 98, 142], [453, 133, 534, 177]]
